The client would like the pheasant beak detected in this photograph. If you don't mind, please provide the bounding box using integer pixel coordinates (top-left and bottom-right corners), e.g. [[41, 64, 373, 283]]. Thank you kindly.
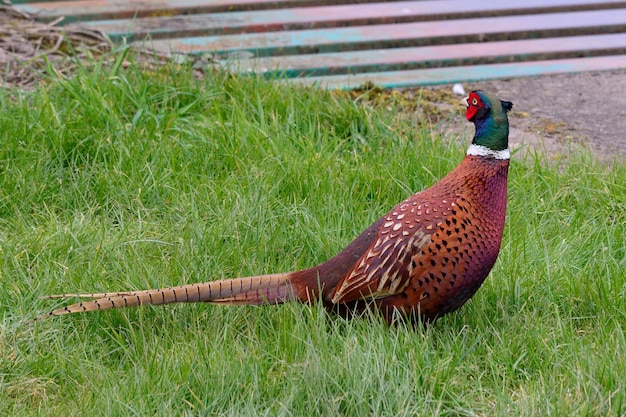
[[461, 97, 469, 108]]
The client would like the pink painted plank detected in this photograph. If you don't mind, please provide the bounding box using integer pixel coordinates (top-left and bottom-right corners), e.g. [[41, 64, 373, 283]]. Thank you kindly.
[[292, 55, 626, 88], [80, 0, 626, 39], [14, 0, 384, 23], [142, 9, 626, 56], [231, 33, 626, 76]]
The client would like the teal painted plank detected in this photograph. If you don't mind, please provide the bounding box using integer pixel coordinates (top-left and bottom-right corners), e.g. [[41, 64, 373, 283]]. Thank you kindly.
[[231, 33, 626, 76], [14, 0, 375, 23], [16, 0, 626, 23], [290, 55, 626, 89], [77, 0, 626, 38], [142, 9, 626, 57]]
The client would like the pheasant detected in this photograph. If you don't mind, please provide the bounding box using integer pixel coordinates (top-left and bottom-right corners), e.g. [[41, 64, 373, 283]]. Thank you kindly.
[[37, 90, 512, 324]]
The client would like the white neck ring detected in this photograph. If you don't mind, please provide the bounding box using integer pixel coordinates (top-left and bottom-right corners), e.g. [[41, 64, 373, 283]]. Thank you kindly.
[[467, 144, 510, 160]]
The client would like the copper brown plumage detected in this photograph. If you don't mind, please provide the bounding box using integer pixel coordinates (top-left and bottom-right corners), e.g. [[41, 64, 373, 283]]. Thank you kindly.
[[36, 90, 513, 324]]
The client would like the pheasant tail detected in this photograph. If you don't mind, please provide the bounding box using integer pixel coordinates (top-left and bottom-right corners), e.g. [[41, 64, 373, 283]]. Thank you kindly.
[[37, 273, 297, 320]]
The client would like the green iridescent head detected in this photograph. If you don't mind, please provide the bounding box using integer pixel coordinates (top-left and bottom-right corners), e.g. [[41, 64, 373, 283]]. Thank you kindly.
[[463, 90, 513, 152]]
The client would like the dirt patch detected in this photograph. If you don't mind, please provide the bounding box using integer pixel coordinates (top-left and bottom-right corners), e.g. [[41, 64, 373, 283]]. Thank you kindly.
[[473, 72, 626, 165], [344, 74, 626, 165]]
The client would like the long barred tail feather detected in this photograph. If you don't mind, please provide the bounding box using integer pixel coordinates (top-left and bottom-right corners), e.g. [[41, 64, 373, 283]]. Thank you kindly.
[[35, 273, 294, 321]]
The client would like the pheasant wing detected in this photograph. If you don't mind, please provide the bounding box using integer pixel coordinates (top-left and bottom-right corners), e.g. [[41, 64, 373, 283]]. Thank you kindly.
[[330, 195, 455, 304]]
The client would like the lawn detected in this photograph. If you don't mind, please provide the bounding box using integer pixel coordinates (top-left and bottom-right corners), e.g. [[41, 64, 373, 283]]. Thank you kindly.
[[1, 49, 625, 416]]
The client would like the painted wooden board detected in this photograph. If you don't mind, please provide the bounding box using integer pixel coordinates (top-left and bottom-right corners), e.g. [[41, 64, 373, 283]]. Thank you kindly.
[[13, 0, 382, 22], [71, 0, 626, 38], [293, 55, 626, 88], [140, 9, 626, 56], [15, 0, 626, 24], [228, 33, 626, 76]]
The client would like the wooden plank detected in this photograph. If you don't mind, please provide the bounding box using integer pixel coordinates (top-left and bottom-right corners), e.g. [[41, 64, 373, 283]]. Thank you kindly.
[[75, 0, 626, 38], [142, 9, 626, 57], [230, 33, 626, 76], [292, 55, 626, 88], [13, 0, 386, 23]]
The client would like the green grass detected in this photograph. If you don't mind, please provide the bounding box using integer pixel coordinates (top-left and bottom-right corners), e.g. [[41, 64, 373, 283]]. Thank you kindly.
[[1, 49, 625, 416]]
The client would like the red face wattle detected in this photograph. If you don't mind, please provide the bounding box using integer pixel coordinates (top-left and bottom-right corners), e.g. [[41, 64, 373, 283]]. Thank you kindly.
[[465, 92, 484, 121]]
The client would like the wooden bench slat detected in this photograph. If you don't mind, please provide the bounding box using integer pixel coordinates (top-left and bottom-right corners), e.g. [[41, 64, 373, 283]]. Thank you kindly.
[[76, 0, 626, 38], [14, 0, 382, 23], [142, 9, 626, 57], [230, 33, 626, 76], [293, 55, 626, 88], [17, 0, 626, 24]]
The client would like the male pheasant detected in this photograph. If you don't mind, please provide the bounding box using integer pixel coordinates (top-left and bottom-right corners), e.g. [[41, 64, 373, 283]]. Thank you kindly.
[[37, 90, 512, 324]]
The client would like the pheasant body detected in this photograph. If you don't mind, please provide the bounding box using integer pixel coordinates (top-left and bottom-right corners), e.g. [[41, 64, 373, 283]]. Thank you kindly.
[[372, 155, 509, 321], [38, 90, 512, 325]]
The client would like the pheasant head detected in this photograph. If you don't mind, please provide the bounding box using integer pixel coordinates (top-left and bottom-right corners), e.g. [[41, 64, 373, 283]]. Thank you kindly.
[[464, 90, 513, 159]]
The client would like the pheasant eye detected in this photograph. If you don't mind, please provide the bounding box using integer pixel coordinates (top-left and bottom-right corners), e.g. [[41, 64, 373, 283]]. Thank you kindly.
[[471, 98, 478, 106]]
